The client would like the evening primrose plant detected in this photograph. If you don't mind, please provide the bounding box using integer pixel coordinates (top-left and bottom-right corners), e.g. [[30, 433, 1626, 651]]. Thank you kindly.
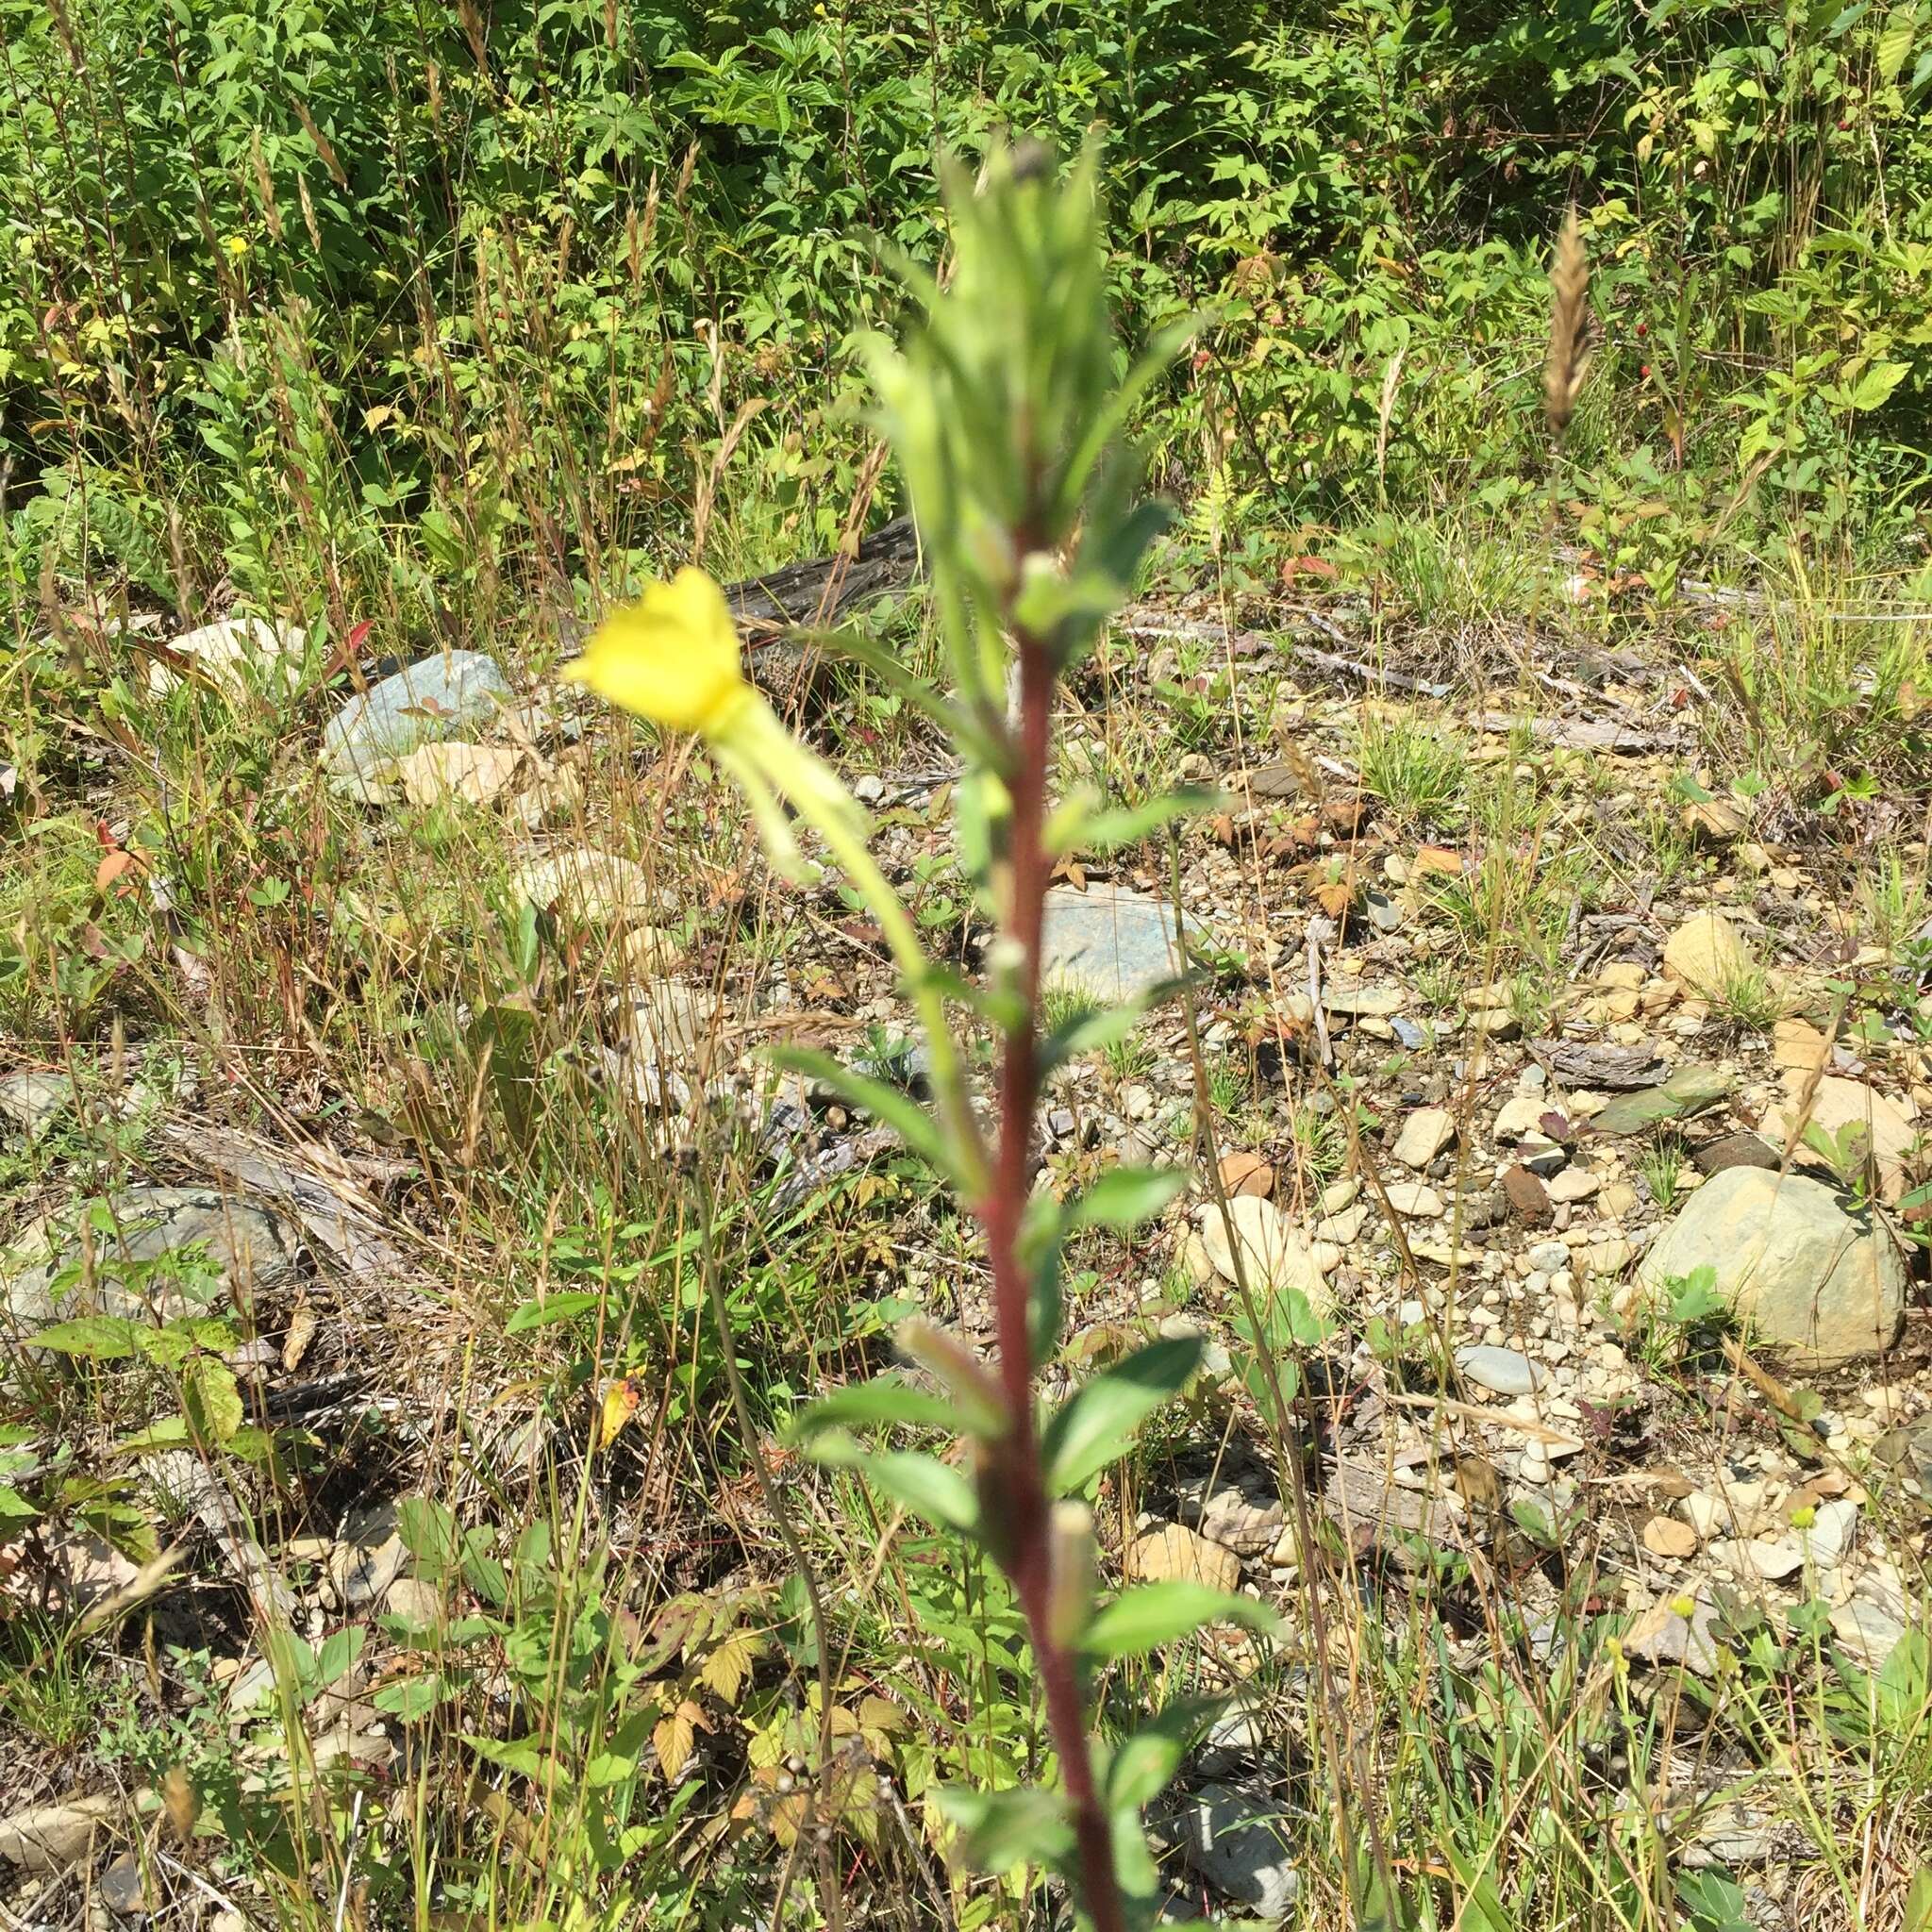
[[570, 144, 1268, 1932]]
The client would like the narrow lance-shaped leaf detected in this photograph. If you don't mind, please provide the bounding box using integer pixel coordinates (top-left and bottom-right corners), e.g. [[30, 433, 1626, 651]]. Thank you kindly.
[[790, 1374, 963, 1441], [764, 1045, 954, 1180], [805, 1431, 981, 1538], [1082, 1581, 1282, 1662], [1041, 1334, 1204, 1494]]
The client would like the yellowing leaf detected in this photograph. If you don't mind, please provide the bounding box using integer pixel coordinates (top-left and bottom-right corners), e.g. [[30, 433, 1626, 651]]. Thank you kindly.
[[600, 1377, 641, 1449], [653, 1706, 695, 1780], [700, 1630, 758, 1705]]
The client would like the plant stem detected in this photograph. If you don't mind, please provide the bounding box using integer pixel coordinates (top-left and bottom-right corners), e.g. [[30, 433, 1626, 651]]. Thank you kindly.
[[978, 627, 1124, 1932]]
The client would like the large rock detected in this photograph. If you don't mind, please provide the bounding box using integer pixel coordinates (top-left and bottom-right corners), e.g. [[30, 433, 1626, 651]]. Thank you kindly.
[[1662, 912, 1755, 997], [1634, 1167, 1904, 1364], [1391, 1107, 1455, 1169], [322, 651, 511, 801], [515, 847, 667, 928], [1774, 1073, 1916, 1205], [149, 615, 307, 697], [3, 1185, 304, 1331], [1040, 885, 1201, 1004], [0, 1070, 74, 1140], [1124, 1523, 1240, 1592], [1173, 1783, 1301, 1921], [1196, 1197, 1333, 1318]]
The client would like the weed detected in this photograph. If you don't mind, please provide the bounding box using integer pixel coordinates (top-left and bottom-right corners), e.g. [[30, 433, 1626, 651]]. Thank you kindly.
[[1357, 709, 1469, 824], [1641, 1135, 1689, 1209], [1713, 961, 1784, 1032]]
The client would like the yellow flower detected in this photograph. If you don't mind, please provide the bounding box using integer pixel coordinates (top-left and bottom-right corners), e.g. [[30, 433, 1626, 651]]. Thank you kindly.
[[563, 567, 756, 739]]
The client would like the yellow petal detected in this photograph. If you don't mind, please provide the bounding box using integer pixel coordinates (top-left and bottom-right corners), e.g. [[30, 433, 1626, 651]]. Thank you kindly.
[[563, 567, 754, 736]]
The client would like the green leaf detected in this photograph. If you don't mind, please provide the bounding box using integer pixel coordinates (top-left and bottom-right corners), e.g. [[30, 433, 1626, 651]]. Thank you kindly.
[[807, 1435, 980, 1536], [114, 1416, 192, 1456], [1038, 974, 1196, 1074], [1060, 787, 1217, 856], [183, 1357, 243, 1444], [1878, 1628, 1929, 1729], [397, 1496, 461, 1574], [764, 1047, 954, 1179], [1082, 1582, 1281, 1661], [1105, 1696, 1223, 1811], [791, 1374, 962, 1439], [1065, 1167, 1188, 1234], [0, 1485, 40, 1521], [374, 1673, 452, 1721], [504, 1290, 601, 1333], [931, 1784, 1073, 1874], [1877, 4, 1918, 82], [1848, 359, 1909, 411], [1676, 1869, 1753, 1932], [316, 1626, 366, 1688], [1041, 1335, 1204, 1494], [35, 1316, 142, 1358], [1903, 1862, 1932, 1932]]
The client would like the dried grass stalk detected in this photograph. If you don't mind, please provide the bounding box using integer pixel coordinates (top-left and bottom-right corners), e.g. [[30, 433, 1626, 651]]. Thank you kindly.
[[1543, 205, 1591, 436]]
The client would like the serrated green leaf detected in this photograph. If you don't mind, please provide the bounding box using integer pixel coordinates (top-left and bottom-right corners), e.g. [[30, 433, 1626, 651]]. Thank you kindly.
[[1041, 1335, 1204, 1493], [0, 1485, 40, 1520], [1849, 359, 1909, 411], [1877, 6, 1918, 83], [184, 1357, 243, 1443], [114, 1416, 192, 1455], [1082, 1582, 1281, 1660], [35, 1316, 142, 1358]]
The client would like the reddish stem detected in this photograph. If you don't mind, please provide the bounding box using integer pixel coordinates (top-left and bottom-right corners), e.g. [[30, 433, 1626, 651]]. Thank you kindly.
[[978, 628, 1125, 1932]]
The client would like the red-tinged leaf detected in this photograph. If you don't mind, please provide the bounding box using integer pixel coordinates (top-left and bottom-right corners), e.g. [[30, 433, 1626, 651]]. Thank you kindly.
[[96, 849, 137, 893]]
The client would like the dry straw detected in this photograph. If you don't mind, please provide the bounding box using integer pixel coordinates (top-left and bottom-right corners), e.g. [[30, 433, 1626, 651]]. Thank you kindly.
[[1543, 205, 1591, 436]]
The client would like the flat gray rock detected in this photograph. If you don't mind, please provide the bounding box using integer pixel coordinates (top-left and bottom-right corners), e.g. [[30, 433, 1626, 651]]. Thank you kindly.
[[322, 651, 511, 801], [4, 1185, 304, 1330], [1040, 885, 1200, 1004], [1455, 1344, 1545, 1396], [1174, 1782, 1301, 1921], [1635, 1166, 1905, 1364], [0, 1070, 74, 1140]]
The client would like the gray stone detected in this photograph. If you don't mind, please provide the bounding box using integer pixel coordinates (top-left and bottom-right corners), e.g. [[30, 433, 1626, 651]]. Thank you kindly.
[[1455, 1345, 1545, 1396], [1830, 1599, 1907, 1668], [322, 651, 512, 801], [1635, 1167, 1906, 1365], [4, 1186, 303, 1331], [1174, 1783, 1301, 1921], [0, 1070, 74, 1140], [98, 1850, 151, 1917], [1692, 1132, 1780, 1176], [1040, 885, 1202, 1004], [329, 1500, 407, 1608], [1174, 1471, 1285, 1557]]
